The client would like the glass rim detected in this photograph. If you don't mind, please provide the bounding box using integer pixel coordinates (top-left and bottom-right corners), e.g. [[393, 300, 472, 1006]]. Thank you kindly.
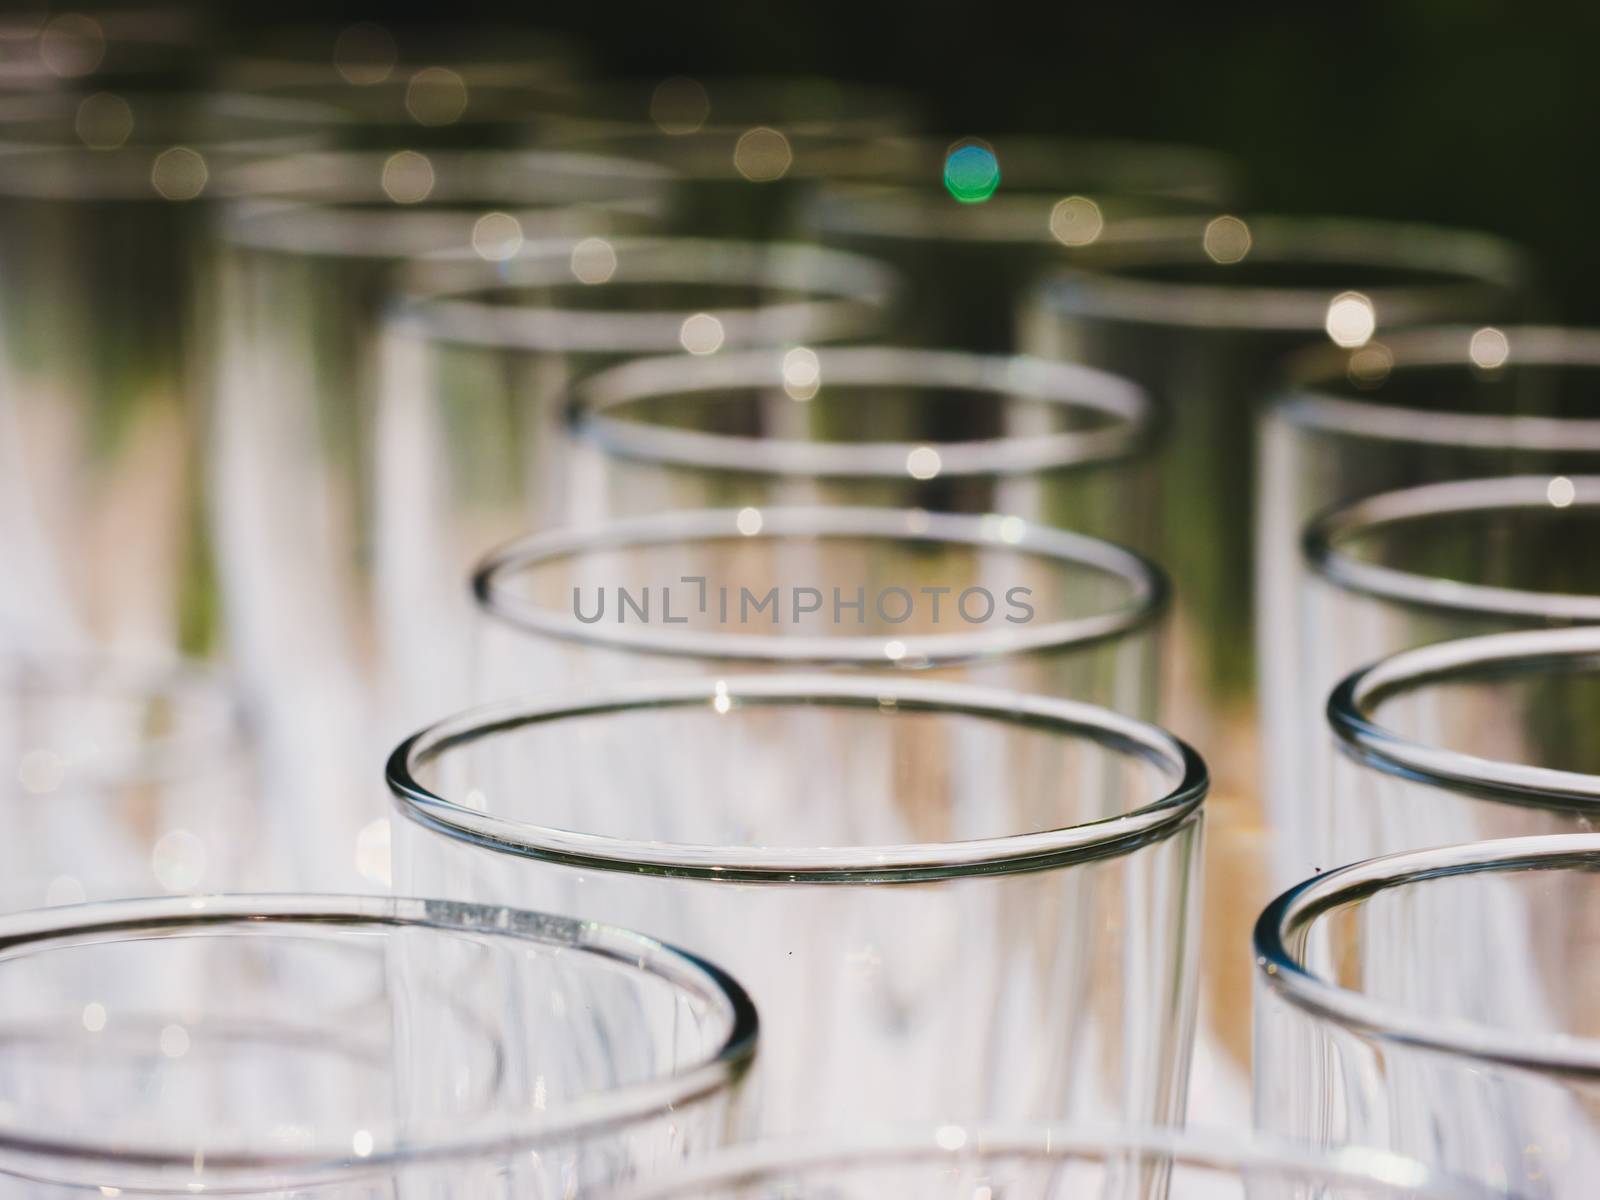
[[610, 1124, 1489, 1198], [1273, 324, 1600, 450], [1038, 214, 1527, 330], [573, 346, 1155, 479], [0, 892, 758, 1184], [386, 673, 1207, 882], [1302, 474, 1600, 621], [216, 147, 671, 257], [389, 235, 899, 353], [473, 506, 1169, 667], [1, 655, 254, 789], [1254, 833, 1600, 1077], [1328, 626, 1600, 806]]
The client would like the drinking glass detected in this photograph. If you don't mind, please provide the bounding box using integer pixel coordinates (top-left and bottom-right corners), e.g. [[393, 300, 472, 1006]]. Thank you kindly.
[[610, 1126, 1495, 1200], [1323, 625, 1600, 868], [1290, 476, 1600, 877], [536, 75, 922, 239], [0, 656, 264, 910], [378, 239, 900, 727], [808, 135, 1239, 354], [206, 148, 672, 889], [1258, 325, 1600, 884], [0, 892, 756, 1196], [0, 7, 207, 92], [1255, 833, 1600, 1198], [1027, 215, 1532, 807], [389, 674, 1206, 1136], [0, 90, 337, 661], [567, 345, 1156, 545], [471, 506, 1165, 716]]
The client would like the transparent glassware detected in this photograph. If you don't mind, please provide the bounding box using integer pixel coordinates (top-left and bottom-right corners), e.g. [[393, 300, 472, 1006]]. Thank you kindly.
[[1322, 626, 1600, 870], [389, 674, 1207, 1136], [377, 239, 900, 730], [0, 892, 756, 1197], [206, 149, 673, 891], [0, 7, 209, 92], [1289, 476, 1600, 878], [1026, 216, 1533, 811], [806, 135, 1240, 354], [566, 345, 1156, 546], [471, 506, 1165, 717], [0, 657, 265, 910], [1255, 833, 1600, 1198], [1257, 325, 1600, 885], [535, 75, 923, 239], [0, 90, 338, 662], [609, 1126, 1495, 1200]]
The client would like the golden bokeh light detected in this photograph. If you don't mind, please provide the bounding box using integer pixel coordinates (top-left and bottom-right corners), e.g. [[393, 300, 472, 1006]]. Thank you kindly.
[[650, 76, 711, 134], [1469, 326, 1511, 369], [680, 312, 726, 354], [381, 150, 435, 203], [569, 237, 618, 284], [405, 66, 469, 127], [1346, 343, 1394, 388], [1324, 291, 1376, 348], [150, 147, 208, 200], [1049, 196, 1104, 246], [1547, 476, 1576, 508], [39, 12, 104, 78], [74, 91, 133, 149], [333, 22, 398, 86], [1202, 214, 1252, 264], [733, 126, 793, 182], [781, 346, 821, 399], [471, 211, 524, 261]]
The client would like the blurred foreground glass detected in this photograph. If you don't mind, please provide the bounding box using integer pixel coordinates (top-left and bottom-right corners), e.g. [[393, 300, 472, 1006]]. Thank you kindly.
[[390, 675, 1206, 1135], [0, 7, 208, 92], [0, 657, 260, 910], [208, 149, 670, 889], [612, 1126, 1491, 1200], [473, 506, 1165, 715], [1258, 326, 1600, 883], [380, 239, 898, 721], [0, 90, 336, 660], [568, 346, 1156, 543], [1288, 477, 1600, 876], [1255, 834, 1600, 1197], [808, 135, 1239, 354], [538, 75, 921, 239], [0, 893, 756, 1196], [1323, 626, 1600, 869]]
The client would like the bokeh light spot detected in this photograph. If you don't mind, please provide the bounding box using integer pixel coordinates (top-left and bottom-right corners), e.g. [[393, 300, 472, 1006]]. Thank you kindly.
[[40, 13, 104, 78], [680, 312, 725, 355], [1049, 195, 1104, 246], [735, 507, 763, 536], [471, 211, 523, 261], [906, 445, 943, 479], [650, 76, 710, 135], [1324, 291, 1376, 348], [1346, 343, 1393, 388], [1548, 476, 1576, 508], [333, 22, 397, 86], [405, 66, 468, 127], [150, 147, 207, 200], [570, 237, 618, 284], [733, 126, 792, 182], [1469, 326, 1511, 369], [782, 347, 821, 399], [74, 92, 132, 149], [1202, 215, 1252, 264], [381, 150, 434, 203], [943, 141, 1000, 204]]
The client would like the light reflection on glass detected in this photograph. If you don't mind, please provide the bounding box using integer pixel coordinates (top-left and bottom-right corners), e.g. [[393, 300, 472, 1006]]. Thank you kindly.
[[1202, 213, 1251, 263]]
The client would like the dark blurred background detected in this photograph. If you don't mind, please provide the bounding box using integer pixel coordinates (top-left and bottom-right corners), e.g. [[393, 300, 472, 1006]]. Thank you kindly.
[[199, 0, 1599, 319]]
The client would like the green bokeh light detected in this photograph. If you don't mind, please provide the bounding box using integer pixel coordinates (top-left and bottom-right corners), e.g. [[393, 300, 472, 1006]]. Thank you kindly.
[[943, 143, 1000, 203]]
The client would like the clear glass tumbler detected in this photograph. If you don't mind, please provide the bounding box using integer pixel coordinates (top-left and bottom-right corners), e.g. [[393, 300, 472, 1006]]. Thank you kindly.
[[1322, 625, 1600, 867], [0, 893, 756, 1196], [1289, 476, 1600, 877], [610, 1125, 1495, 1200], [471, 506, 1166, 717], [1255, 833, 1600, 1198], [389, 674, 1206, 1136], [566, 344, 1156, 545], [1257, 325, 1600, 885], [0, 656, 263, 909]]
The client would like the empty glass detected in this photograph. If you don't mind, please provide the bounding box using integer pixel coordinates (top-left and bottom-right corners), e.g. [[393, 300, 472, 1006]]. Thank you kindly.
[[1255, 833, 1600, 1197], [1324, 626, 1600, 869], [1027, 215, 1532, 807], [0, 892, 756, 1196], [610, 1126, 1494, 1199], [537, 76, 922, 239], [567, 345, 1156, 544], [1258, 325, 1600, 884], [1289, 476, 1600, 877], [807, 135, 1239, 354], [0, 90, 337, 661], [0, 656, 263, 910], [472, 506, 1166, 716], [378, 239, 899, 728], [390, 674, 1206, 1136]]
